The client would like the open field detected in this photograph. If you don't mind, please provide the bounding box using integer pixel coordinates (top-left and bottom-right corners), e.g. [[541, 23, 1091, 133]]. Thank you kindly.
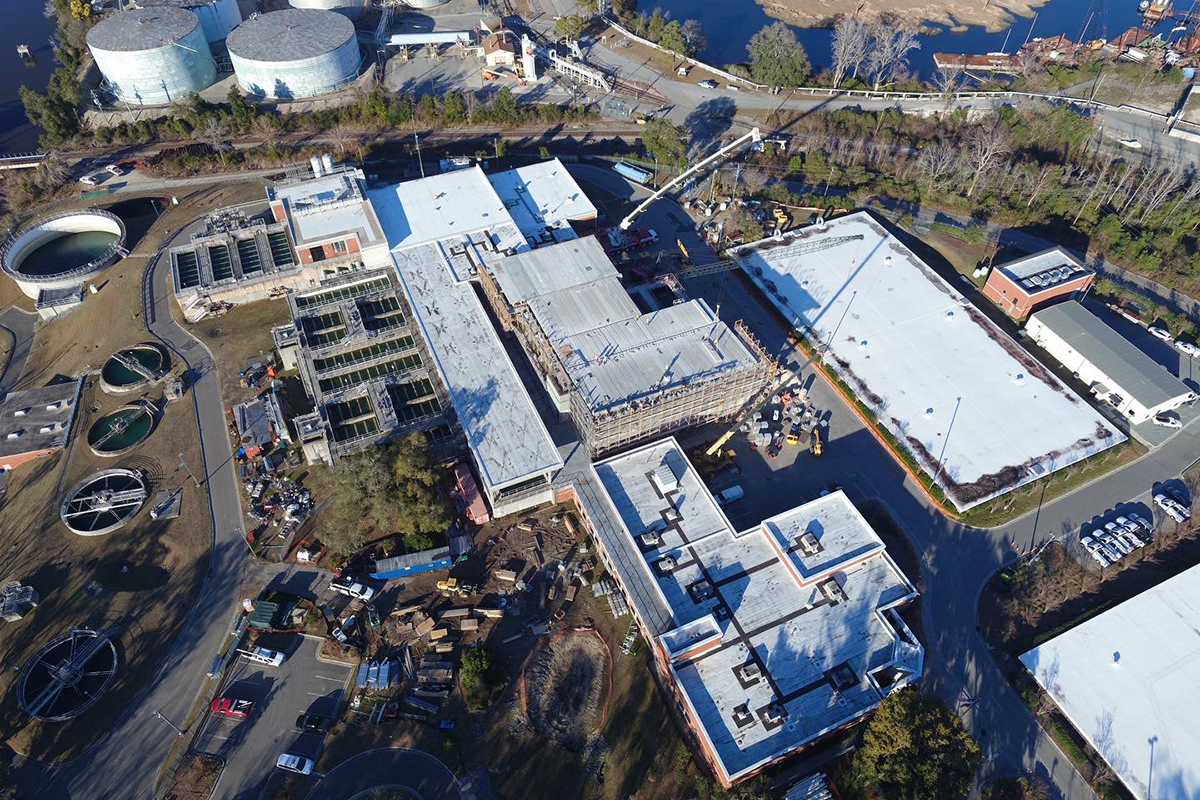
[[186, 298, 291, 409]]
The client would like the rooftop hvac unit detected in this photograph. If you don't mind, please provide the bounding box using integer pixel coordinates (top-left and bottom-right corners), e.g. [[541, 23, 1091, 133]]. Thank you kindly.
[[796, 530, 823, 556], [820, 577, 847, 602], [657, 555, 678, 574], [639, 529, 663, 548], [763, 702, 787, 725], [732, 702, 754, 726], [689, 579, 715, 602], [739, 662, 762, 683], [652, 460, 680, 494]]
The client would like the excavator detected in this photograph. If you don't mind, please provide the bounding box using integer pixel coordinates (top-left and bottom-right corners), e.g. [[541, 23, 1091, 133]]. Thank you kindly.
[[810, 427, 824, 457]]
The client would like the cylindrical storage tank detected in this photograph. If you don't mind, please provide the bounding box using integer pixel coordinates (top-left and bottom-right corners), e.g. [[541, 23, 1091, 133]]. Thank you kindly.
[[140, 0, 242, 43], [403, 0, 452, 8], [287, 0, 364, 22], [227, 9, 360, 100], [87, 8, 217, 106]]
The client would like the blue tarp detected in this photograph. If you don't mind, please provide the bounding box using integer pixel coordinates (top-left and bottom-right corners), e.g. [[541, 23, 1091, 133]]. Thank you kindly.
[[371, 546, 453, 580]]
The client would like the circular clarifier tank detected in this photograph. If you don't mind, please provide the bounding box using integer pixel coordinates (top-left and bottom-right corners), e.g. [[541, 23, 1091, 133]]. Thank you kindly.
[[87, 405, 157, 456], [100, 344, 166, 395], [1, 210, 126, 299], [60, 469, 149, 536], [19, 628, 120, 720]]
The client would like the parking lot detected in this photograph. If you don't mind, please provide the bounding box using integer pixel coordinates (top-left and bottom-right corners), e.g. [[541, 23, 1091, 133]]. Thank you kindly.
[[194, 634, 351, 799]]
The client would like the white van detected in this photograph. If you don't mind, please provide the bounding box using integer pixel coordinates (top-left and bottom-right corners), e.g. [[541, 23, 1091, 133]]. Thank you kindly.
[[716, 485, 744, 505]]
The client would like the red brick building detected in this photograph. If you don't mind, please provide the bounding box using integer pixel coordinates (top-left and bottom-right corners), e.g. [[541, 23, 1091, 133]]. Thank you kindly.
[[982, 246, 1094, 320]]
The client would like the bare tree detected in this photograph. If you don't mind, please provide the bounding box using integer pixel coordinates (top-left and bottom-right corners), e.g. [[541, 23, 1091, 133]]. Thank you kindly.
[[830, 16, 870, 87], [1135, 160, 1186, 223], [199, 119, 228, 166], [1163, 168, 1200, 220], [328, 123, 358, 158], [35, 154, 69, 192], [680, 19, 706, 54], [1024, 163, 1061, 208], [252, 114, 277, 149], [915, 140, 958, 192], [933, 65, 962, 107], [867, 19, 920, 90], [963, 124, 1011, 198], [738, 166, 769, 198]]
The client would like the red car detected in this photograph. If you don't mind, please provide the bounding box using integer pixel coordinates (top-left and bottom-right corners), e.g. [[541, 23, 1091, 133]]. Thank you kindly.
[[211, 697, 254, 718]]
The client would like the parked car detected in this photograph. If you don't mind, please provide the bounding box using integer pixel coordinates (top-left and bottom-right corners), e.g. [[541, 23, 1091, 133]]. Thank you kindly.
[[105, 163, 125, 176], [1080, 537, 1110, 568], [716, 485, 744, 505], [211, 697, 254, 718], [329, 578, 375, 602], [1126, 511, 1153, 535], [1175, 340, 1199, 357], [295, 713, 331, 733], [243, 647, 284, 667], [1154, 493, 1189, 522], [276, 753, 314, 775], [1153, 412, 1183, 428], [1102, 525, 1133, 555], [1118, 137, 1143, 149], [332, 614, 357, 644], [1149, 325, 1173, 342], [78, 173, 99, 186], [698, 79, 718, 89], [1095, 537, 1122, 562]]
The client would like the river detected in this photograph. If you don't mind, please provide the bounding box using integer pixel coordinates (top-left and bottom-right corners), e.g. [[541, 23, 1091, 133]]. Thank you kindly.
[[1, 0, 58, 154], [649, 0, 1146, 79]]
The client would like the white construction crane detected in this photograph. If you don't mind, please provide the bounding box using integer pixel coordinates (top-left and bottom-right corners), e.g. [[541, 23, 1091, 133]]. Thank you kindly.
[[619, 127, 762, 231]]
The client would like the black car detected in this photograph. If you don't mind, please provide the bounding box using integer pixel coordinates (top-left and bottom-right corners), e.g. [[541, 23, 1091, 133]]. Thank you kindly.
[[295, 713, 331, 733]]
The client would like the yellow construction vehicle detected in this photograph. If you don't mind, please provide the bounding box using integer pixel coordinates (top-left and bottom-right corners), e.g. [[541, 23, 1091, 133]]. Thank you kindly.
[[773, 206, 792, 230], [436, 578, 474, 598], [810, 428, 823, 457], [677, 238, 692, 266], [786, 422, 800, 446]]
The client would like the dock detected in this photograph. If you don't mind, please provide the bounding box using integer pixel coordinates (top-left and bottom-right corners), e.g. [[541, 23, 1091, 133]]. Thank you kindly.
[[932, 53, 1021, 74]]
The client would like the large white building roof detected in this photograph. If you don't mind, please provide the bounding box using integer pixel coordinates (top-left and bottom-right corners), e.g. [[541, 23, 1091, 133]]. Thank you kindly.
[[1021, 563, 1200, 800], [367, 170, 563, 493], [733, 212, 1124, 510], [269, 167, 384, 250], [488, 159, 598, 245], [591, 438, 922, 784]]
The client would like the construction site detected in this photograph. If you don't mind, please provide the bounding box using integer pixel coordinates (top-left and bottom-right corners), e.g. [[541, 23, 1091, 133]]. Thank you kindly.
[[480, 234, 775, 457]]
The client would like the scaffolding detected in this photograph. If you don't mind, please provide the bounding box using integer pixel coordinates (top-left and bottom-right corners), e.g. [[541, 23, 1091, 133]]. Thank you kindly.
[[479, 260, 774, 457]]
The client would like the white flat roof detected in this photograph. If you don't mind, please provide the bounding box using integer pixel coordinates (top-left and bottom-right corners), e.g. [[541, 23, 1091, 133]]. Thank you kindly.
[[592, 438, 921, 783], [995, 246, 1090, 295], [390, 240, 561, 491], [734, 212, 1124, 510], [370, 166, 511, 251], [270, 168, 383, 248], [489, 159, 598, 243], [1021, 563, 1200, 800], [489, 236, 620, 303]]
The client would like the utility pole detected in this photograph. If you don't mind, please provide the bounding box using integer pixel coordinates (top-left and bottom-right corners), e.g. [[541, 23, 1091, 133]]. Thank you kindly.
[[178, 453, 201, 489]]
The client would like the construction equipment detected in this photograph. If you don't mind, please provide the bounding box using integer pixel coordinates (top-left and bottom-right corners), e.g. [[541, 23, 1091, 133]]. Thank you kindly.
[[436, 578, 475, 598], [620, 127, 763, 230], [773, 206, 792, 231], [811, 427, 824, 457], [677, 238, 692, 266]]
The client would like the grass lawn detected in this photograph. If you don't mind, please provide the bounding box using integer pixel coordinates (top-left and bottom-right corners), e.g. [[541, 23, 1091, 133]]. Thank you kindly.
[[0, 324, 11, 380], [961, 439, 1146, 529], [185, 297, 291, 409], [0, 272, 35, 315], [922, 229, 990, 284]]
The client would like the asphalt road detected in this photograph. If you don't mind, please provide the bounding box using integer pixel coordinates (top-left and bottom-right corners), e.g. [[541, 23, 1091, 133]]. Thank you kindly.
[[0, 306, 36, 398], [10, 218, 251, 799], [197, 636, 350, 800], [302, 748, 464, 800]]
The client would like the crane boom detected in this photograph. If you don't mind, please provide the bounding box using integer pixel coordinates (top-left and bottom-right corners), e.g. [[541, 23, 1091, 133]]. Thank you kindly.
[[673, 234, 865, 279], [619, 127, 762, 231]]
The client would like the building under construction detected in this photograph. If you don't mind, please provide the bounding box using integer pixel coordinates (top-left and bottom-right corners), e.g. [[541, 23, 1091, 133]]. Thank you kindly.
[[480, 236, 773, 456], [277, 269, 457, 464]]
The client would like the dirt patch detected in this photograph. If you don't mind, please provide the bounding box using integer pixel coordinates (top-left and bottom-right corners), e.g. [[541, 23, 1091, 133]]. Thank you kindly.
[[522, 630, 612, 752], [161, 753, 223, 800], [756, 0, 1045, 31]]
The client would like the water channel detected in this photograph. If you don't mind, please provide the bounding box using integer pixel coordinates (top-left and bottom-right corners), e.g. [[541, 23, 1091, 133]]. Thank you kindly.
[[644, 0, 1144, 78]]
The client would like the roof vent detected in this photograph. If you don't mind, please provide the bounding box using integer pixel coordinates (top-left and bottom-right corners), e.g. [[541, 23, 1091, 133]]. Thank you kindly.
[[6, 430, 22, 439], [657, 555, 678, 574], [13, 408, 29, 417], [688, 579, 714, 603], [732, 702, 755, 727], [45, 402, 62, 411], [1014, 373, 1025, 386], [739, 662, 762, 683], [762, 702, 787, 726], [924, 407, 935, 418], [796, 530, 823, 555]]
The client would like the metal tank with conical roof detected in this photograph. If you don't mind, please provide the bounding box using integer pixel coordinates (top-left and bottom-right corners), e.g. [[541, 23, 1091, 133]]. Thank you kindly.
[[227, 9, 361, 99], [132, 0, 243, 43], [287, 0, 365, 22], [403, 0, 452, 8], [86, 7, 218, 106]]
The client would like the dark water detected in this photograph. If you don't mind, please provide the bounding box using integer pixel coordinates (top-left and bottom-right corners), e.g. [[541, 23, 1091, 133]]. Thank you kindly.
[[101, 347, 164, 386], [649, 0, 1145, 78], [18, 230, 119, 276], [88, 407, 153, 451], [1, 0, 58, 153]]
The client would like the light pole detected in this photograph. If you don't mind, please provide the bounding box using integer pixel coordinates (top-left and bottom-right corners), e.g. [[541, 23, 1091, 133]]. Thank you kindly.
[[178, 453, 202, 489], [154, 709, 185, 737]]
